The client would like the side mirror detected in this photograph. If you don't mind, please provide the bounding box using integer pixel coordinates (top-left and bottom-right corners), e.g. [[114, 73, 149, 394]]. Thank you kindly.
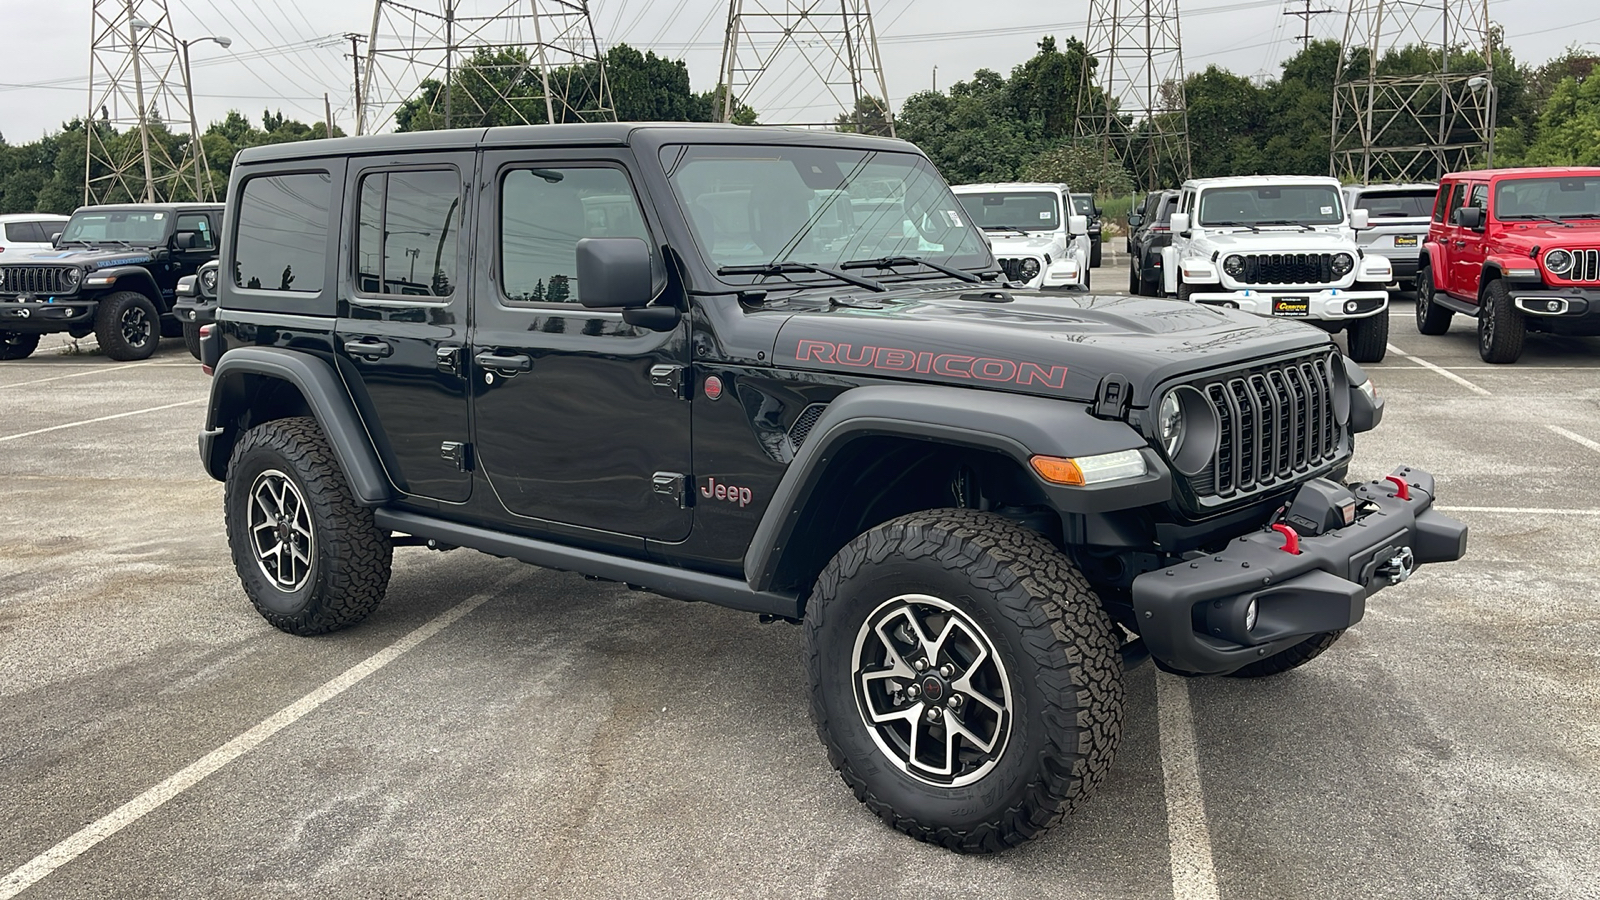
[[173, 232, 196, 250], [576, 237, 655, 309], [1067, 214, 1089, 236], [1127, 213, 1145, 228], [1170, 212, 1191, 234], [1350, 209, 1370, 230], [50, 232, 63, 245], [1454, 207, 1484, 230]]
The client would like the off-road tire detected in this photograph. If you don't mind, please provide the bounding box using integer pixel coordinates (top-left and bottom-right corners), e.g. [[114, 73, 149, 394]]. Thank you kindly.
[[1225, 630, 1344, 678], [1414, 264, 1453, 335], [1090, 243, 1102, 269], [1176, 277, 1196, 304], [1477, 278, 1525, 364], [182, 321, 202, 360], [0, 331, 39, 360], [225, 416, 392, 636], [1129, 264, 1141, 295], [1082, 263, 1092, 290], [803, 508, 1125, 853], [1345, 310, 1389, 363], [94, 291, 160, 361]]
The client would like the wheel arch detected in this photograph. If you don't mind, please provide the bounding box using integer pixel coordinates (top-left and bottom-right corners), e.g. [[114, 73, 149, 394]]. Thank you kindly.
[[96, 268, 166, 311], [201, 347, 393, 505]]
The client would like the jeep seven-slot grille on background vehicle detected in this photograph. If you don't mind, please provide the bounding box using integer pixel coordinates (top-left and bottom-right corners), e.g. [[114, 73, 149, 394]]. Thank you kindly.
[[0, 266, 76, 295], [1237, 253, 1334, 286], [1189, 352, 1345, 501]]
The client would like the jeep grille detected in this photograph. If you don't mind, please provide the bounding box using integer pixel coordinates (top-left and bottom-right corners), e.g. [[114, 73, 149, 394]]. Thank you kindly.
[[1566, 249, 1600, 281], [1187, 351, 1346, 502], [0, 265, 76, 295], [995, 257, 1036, 282], [1235, 253, 1334, 286]]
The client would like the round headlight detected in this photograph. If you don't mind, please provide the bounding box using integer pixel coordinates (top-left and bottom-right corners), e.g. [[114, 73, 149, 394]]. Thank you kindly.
[[62, 267, 82, 288], [200, 267, 218, 293], [1020, 258, 1041, 280], [1545, 249, 1574, 276], [1222, 255, 1245, 278], [1331, 253, 1355, 277], [1158, 391, 1185, 457]]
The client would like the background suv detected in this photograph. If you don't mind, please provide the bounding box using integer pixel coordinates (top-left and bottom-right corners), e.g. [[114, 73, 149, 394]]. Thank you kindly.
[[0, 214, 69, 256], [1127, 189, 1178, 296], [1344, 183, 1436, 292]]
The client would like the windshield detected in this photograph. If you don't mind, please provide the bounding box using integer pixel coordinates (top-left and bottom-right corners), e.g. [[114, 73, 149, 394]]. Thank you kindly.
[[663, 144, 990, 278], [1356, 190, 1435, 218], [1496, 177, 1600, 219], [1198, 185, 1344, 227], [59, 209, 170, 245], [955, 191, 1060, 231]]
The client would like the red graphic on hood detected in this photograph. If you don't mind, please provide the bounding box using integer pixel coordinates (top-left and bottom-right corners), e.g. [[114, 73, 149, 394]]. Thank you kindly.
[[794, 339, 1068, 389]]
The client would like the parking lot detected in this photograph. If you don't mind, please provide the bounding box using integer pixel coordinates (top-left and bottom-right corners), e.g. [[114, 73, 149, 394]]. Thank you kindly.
[[1, 307, 1598, 900]]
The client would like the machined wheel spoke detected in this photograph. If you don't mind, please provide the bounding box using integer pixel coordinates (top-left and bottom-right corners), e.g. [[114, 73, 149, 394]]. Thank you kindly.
[[246, 469, 315, 592], [952, 672, 1006, 717], [868, 703, 922, 727], [945, 710, 1000, 754]]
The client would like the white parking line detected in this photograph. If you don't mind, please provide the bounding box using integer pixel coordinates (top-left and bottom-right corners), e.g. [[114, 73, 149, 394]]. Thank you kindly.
[[1384, 345, 1492, 396], [1156, 675, 1221, 900], [1548, 424, 1600, 456], [0, 363, 149, 390], [0, 573, 517, 900], [0, 398, 205, 444]]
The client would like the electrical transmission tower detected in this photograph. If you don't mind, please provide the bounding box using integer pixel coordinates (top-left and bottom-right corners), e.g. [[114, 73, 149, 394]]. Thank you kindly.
[[1331, 0, 1495, 183], [85, 0, 206, 204], [1076, 0, 1192, 191], [359, 0, 613, 135], [719, 1, 895, 135]]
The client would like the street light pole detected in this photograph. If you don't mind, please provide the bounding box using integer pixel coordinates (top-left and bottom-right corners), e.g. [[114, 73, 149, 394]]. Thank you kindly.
[[178, 34, 232, 201], [1469, 75, 1498, 169]]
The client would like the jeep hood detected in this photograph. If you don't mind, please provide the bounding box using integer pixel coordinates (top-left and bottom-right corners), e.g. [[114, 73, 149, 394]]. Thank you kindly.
[[983, 232, 1063, 255], [1491, 221, 1600, 252], [1198, 230, 1353, 253], [771, 288, 1332, 404], [6, 247, 157, 270]]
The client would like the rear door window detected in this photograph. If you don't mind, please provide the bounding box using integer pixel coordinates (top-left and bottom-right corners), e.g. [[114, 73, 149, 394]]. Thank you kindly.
[[233, 172, 332, 293], [354, 169, 461, 298], [1432, 184, 1454, 223]]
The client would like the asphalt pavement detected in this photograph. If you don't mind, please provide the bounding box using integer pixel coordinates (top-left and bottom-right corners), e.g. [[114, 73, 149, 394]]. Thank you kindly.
[[1, 304, 1597, 899]]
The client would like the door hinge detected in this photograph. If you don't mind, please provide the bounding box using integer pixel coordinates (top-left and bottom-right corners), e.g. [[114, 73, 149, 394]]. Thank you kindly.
[[436, 345, 462, 376], [649, 364, 688, 399], [652, 471, 690, 508], [441, 441, 472, 472]]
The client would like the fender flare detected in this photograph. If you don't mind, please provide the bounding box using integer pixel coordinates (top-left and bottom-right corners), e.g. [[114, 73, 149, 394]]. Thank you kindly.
[[741, 384, 1171, 592], [1420, 243, 1445, 283], [1161, 246, 1180, 293], [93, 267, 167, 310], [200, 347, 394, 505]]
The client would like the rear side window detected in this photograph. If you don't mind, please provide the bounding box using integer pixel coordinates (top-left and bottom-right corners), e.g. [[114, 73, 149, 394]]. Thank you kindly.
[[234, 172, 331, 293], [355, 169, 461, 298], [1358, 191, 1435, 218], [1432, 184, 1453, 222], [499, 166, 650, 304], [1444, 184, 1468, 224], [5, 222, 32, 242]]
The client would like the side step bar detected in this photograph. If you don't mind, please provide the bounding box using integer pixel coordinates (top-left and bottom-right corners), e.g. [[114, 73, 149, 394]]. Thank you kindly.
[[373, 508, 802, 619]]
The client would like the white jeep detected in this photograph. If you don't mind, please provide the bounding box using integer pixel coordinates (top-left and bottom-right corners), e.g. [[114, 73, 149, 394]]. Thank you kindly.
[[952, 182, 1090, 290], [1162, 175, 1394, 362]]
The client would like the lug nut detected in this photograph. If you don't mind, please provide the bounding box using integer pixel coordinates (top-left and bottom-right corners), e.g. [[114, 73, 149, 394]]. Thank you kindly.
[[948, 694, 962, 708], [913, 659, 928, 672], [939, 664, 953, 677], [906, 684, 920, 698], [925, 708, 942, 722]]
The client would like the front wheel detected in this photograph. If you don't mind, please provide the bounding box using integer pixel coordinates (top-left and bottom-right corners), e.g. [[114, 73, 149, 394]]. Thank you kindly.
[[1478, 279, 1525, 364], [0, 331, 39, 360], [182, 321, 203, 360], [1415, 264, 1453, 335], [1176, 276, 1196, 304], [804, 509, 1124, 853], [94, 291, 160, 361], [1129, 264, 1141, 294], [1345, 311, 1389, 363]]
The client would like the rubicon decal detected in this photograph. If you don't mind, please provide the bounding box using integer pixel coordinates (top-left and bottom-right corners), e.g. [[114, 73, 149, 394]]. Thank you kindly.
[[794, 340, 1068, 389], [701, 477, 753, 508]]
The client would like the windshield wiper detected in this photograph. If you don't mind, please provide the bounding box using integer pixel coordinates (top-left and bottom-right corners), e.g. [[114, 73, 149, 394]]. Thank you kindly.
[[1560, 213, 1600, 220], [1255, 219, 1316, 231], [1205, 221, 1260, 233], [1502, 214, 1572, 226], [839, 255, 982, 283], [717, 260, 886, 293], [980, 225, 1031, 235]]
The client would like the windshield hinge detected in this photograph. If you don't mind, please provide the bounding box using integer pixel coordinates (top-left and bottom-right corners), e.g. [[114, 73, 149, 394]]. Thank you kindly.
[[1092, 374, 1134, 421]]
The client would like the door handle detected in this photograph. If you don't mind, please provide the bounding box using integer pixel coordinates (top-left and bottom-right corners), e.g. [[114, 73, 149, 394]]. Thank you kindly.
[[343, 338, 392, 359], [1452, 240, 1465, 248], [474, 351, 533, 375]]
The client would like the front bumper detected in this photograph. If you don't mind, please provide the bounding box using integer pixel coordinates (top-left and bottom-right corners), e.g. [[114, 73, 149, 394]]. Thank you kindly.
[[173, 297, 218, 326], [1187, 287, 1389, 320], [0, 298, 98, 333], [1131, 466, 1467, 676]]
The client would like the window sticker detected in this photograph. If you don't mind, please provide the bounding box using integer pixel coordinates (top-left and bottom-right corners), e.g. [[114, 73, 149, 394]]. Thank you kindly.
[[153, 212, 165, 219], [1320, 206, 1333, 215], [944, 209, 965, 227], [1039, 211, 1051, 220]]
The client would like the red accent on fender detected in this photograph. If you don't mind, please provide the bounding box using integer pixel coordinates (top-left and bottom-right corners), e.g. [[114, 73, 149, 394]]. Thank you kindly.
[[1385, 475, 1410, 500], [1271, 523, 1301, 554]]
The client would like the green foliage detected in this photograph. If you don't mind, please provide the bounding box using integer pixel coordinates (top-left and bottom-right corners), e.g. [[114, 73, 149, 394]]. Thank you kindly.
[[1516, 75, 1600, 165], [835, 95, 894, 136], [1020, 142, 1132, 195]]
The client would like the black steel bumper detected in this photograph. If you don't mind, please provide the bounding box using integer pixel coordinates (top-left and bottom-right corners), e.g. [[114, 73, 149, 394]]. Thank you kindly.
[[0, 298, 97, 333], [1509, 287, 1600, 335], [173, 297, 218, 326], [1130, 466, 1467, 675]]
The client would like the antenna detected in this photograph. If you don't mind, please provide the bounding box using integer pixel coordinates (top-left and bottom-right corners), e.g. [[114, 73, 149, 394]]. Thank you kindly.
[[718, 0, 895, 135], [1331, 0, 1496, 182], [1077, 0, 1192, 190], [85, 0, 207, 203], [359, 0, 614, 135]]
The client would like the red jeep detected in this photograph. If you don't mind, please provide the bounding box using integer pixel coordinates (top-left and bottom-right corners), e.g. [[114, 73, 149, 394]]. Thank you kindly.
[[1415, 167, 1600, 363]]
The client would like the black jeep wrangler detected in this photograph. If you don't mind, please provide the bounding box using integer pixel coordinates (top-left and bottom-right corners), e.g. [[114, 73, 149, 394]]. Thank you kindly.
[[198, 125, 1467, 852], [174, 259, 221, 359], [0, 203, 223, 360]]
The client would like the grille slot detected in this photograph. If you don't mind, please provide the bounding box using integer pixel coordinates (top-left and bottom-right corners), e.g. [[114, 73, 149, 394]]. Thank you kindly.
[[0, 266, 76, 295], [1237, 253, 1334, 286], [1193, 352, 1344, 501], [1572, 249, 1600, 282], [787, 403, 828, 449]]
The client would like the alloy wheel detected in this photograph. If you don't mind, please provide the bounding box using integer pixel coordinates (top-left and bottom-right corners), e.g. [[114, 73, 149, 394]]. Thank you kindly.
[[247, 468, 315, 592], [121, 306, 151, 347]]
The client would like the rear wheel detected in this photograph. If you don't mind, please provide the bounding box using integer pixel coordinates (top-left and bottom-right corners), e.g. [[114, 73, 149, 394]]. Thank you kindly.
[[1176, 276, 1196, 304], [1090, 242, 1102, 268], [1082, 262, 1092, 290], [1345, 311, 1389, 363], [94, 291, 159, 361], [1478, 278, 1525, 364], [0, 331, 39, 360], [182, 321, 203, 360], [1225, 631, 1344, 678], [804, 509, 1124, 853], [1414, 264, 1453, 335]]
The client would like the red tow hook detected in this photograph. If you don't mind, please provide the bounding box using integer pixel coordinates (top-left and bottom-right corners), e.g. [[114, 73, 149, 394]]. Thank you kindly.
[[1384, 475, 1411, 500], [1271, 523, 1302, 554]]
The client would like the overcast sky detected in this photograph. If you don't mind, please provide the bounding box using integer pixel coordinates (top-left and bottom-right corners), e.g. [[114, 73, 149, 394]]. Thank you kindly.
[[0, 0, 1588, 141]]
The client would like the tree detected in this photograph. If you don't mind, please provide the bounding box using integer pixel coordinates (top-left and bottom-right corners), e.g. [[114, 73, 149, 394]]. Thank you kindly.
[[834, 95, 894, 136]]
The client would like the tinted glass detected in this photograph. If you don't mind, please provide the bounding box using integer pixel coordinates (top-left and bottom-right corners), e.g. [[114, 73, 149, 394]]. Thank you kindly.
[[500, 166, 648, 303], [4, 223, 32, 242], [665, 144, 989, 276], [1433, 184, 1453, 222], [1468, 184, 1489, 210], [356, 169, 460, 298], [956, 192, 1060, 231], [1496, 177, 1600, 219], [1070, 194, 1094, 215], [61, 209, 170, 245], [234, 173, 331, 292], [1445, 183, 1467, 222], [1356, 190, 1435, 218], [1198, 185, 1344, 226], [175, 213, 214, 249], [1156, 193, 1179, 223]]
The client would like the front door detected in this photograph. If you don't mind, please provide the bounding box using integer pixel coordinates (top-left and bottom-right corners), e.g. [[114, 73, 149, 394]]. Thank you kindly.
[[335, 154, 474, 503], [1450, 182, 1490, 302], [470, 150, 692, 541]]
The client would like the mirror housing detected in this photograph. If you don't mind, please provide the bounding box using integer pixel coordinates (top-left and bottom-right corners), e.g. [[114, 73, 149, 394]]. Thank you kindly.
[[1170, 212, 1191, 234], [173, 232, 196, 250], [1454, 207, 1484, 230], [1350, 209, 1370, 230], [1067, 214, 1089, 236], [576, 237, 654, 309], [1127, 212, 1145, 228], [50, 232, 63, 246]]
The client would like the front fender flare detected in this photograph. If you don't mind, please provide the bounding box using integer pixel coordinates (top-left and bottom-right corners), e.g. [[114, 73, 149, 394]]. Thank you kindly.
[[93, 267, 165, 309], [200, 347, 394, 505], [742, 384, 1172, 592]]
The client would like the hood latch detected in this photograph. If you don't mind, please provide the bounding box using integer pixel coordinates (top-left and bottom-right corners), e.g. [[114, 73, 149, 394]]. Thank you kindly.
[[1091, 373, 1133, 420]]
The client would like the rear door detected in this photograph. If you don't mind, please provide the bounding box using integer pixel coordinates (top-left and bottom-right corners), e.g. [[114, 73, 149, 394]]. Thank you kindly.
[[1450, 182, 1490, 301], [335, 154, 475, 503]]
